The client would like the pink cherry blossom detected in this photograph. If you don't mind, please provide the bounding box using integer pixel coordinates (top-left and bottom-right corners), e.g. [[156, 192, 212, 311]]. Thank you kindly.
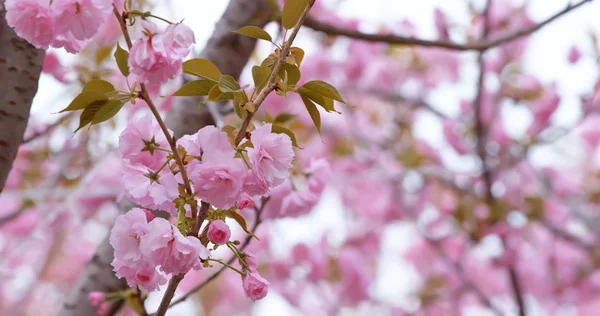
[[244, 252, 258, 271], [5, 0, 55, 49], [51, 0, 111, 41], [242, 272, 270, 301], [112, 260, 167, 292], [109, 208, 149, 263], [97, 302, 110, 316], [189, 156, 247, 209], [128, 21, 195, 84], [42, 52, 69, 83], [120, 163, 180, 215], [306, 158, 331, 194], [207, 220, 231, 245], [140, 218, 205, 275], [281, 189, 319, 218], [119, 115, 171, 170], [246, 123, 294, 192], [177, 126, 234, 160]]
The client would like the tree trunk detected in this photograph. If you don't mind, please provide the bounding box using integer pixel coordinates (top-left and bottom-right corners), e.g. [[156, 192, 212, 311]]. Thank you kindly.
[[0, 1, 45, 193], [59, 1, 274, 315]]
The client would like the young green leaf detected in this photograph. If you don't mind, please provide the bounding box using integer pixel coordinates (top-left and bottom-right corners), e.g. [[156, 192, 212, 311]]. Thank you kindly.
[[301, 96, 321, 134], [60, 80, 116, 113], [281, 63, 301, 86], [289, 47, 305, 66], [172, 80, 216, 96], [297, 87, 338, 113], [282, 0, 309, 29], [300, 80, 346, 103], [271, 124, 302, 148], [219, 75, 242, 93], [273, 113, 296, 124], [91, 100, 125, 125], [232, 100, 247, 120], [114, 43, 130, 77], [233, 26, 273, 42], [75, 100, 104, 132], [252, 65, 271, 91], [230, 211, 259, 240], [183, 58, 221, 82]]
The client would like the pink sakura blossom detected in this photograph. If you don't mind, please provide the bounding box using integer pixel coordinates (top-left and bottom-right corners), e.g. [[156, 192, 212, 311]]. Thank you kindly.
[[434, 8, 449, 40], [527, 84, 560, 137], [109, 208, 149, 263], [97, 302, 110, 316], [207, 220, 231, 245], [140, 218, 207, 275], [129, 21, 195, 84], [281, 189, 319, 218], [51, 0, 111, 41], [443, 119, 469, 155], [177, 126, 234, 160], [120, 163, 180, 215], [338, 248, 371, 304], [236, 193, 255, 210], [246, 123, 295, 194], [306, 158, 331, 194], [189, 155, 247, 209], [42, 52, 70, 83], [5, 0, 55, 49], [242, 272, 270, 301], [118, 115, 171, 170], [112, 260, 167, 292]]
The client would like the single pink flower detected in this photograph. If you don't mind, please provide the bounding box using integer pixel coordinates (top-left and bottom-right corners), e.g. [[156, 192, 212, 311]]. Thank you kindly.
[[109, 208, 150, 263], [189, 156, 247, 209], [52, 0, 111, 41], [120, 163, 180, 216], [246, 123, 294, 192], [281, 189, 319, 218], [244, 252, 258, 271], [112, 260, 167, 292], [5, 0, 55, 49], [97, 302, 110, 315], [242, 272, 270, 301], [207, 220, 231, 245], [177, 126, 234, 160], [119, 115, 171, 170], [140, 218, 207, 275]]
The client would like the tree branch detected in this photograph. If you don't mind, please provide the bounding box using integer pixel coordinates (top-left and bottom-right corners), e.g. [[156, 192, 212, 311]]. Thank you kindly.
[[234, 0, 316, 146], [0, 0, 45, 194], [303, 0, 593, 52]]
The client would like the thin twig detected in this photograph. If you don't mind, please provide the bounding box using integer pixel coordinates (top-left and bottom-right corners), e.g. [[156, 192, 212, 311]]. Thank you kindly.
[[303, 0, 593, 52], [233, 0, 316, 146], [149, 197, 269, 314]]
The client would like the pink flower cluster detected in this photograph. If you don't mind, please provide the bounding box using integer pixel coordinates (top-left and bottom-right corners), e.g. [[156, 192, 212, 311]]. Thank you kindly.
[[180, 123, 295, 209], [109, 208, 209, 291], [129, 21, 195, 84], [5, 0, 111, 52]]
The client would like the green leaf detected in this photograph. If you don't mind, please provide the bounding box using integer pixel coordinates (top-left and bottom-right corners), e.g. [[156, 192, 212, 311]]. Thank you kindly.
[[301, 96, 321, 134], [183, 58, 221, 82], [297, 87, 337, 113], [91, 100, 124, 124], [271, 124, 301, 148], [75, 100, 104, 132], [289, 47, 305, 66], [233, 26, 273, 42], [300, 80, 346, 103], [233, 91, 249, 104], [232, 100, 247, 119], [60, 80, 116, 112], [219, 75, 242, 92], [96, 45, 114, 65], [281, 63, 301, 85], [172, 80, 216, 96], [273, 113, 295, 124], [252, 65, 271, 91], [282, 0, 309, 29], [114, 43, 130, 77]]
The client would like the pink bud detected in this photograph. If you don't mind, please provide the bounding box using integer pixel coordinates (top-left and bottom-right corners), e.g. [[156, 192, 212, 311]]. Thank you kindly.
[[87, 291, 105, 306], [97, 302, 110, 316], [207, 220, 231, 245], [244, 252, 258, 271], [143, 209, 155, 222], [568, 46, 582, 64], [242, 272, 270, 301], [237, 194, 254, 210]]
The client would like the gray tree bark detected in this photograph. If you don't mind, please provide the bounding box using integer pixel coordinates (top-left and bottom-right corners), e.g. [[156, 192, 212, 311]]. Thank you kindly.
[[59, 1, 274, 315], [0, 1, 45, 194]]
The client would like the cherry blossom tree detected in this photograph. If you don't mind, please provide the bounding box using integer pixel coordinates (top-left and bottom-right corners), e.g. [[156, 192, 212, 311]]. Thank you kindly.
[[1, 0, 600, 315]]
